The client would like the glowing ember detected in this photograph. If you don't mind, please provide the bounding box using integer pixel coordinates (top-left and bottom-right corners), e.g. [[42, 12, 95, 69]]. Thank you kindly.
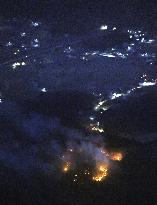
[[110, 152, 123, 161], [63, 162, 71, 172], [93, 163, 108, 182]]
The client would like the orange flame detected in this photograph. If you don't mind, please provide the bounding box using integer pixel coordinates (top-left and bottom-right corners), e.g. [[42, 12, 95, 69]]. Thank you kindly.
[[63, 162, 71, 172], [93, 163, 108, 182], [110, 152, 123, 161]]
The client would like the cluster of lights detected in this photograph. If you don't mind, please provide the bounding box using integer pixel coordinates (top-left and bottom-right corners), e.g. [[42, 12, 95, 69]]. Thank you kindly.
[[31, 38, 40, 48], [100, 25, 117, 31], [128, 30, 145, 40], [141, 39, 155, 44], [64, 46, 74, 54], [91, 126, 104, 133], [20, 32, 26, 37], [140, 53, 155, 58], [115, 52, 127, 59], [4, 20, 157, 187], [14, 49, 21, 55], [110, 92, 125, 100], [6, 42, 13, 47], [31, 21, 40, 27], [109, 77, 156, 101], [88, 122, 104, 133], [12, 61, 26, 69], [84, 51, 128, 59], [94, 100, 110, 111], [139, 81, 156, 87], [99, 52, 116, 58]]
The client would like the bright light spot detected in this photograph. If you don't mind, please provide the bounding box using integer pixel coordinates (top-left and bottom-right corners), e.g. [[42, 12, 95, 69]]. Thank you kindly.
[[31, 39, 40, 48], [21, 62, 26, 66], [99, 53, 115, 58], [113, 27, 117, 30], [139, 81, 156, 87], [140, 53, 149, 57], [41, 88, 47, 92], [31, 42, 40, 47], [127, 46, 132, 51], [91, 126, 104, 133], [102, 106, 109, 111], [116, 52, 127, 59], [127, 90, 132, 94], [21, 32, 26, 37], [12, 62, 21, 69], [110, 92, 124, 100], [6, 42, 13, 46], [94, 100, 105, 110], [34, 39, 39, 43], [89, 116, 95, 121], [31, 21, 40, 27], [134, 34, 139, 38], [94, 100, 110, 111], [91, 51, 99, 55], [82, 56, 87, 60], [12, 62, 26, 69], [100, 25, 108, 30], [141, 38, 145, 43], [147, 39, 155, 44]]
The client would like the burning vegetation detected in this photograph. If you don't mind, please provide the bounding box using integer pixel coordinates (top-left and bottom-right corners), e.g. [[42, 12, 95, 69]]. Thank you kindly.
[[61, 142, 124, 183]]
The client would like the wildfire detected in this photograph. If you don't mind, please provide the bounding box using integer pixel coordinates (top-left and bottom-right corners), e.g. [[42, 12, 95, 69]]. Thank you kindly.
[[101, 149, 123, 161], [110, 152, 123, 161], [63, 162, 71, 172], [61, 146, 124, 183], [93, 163, 108, 182]]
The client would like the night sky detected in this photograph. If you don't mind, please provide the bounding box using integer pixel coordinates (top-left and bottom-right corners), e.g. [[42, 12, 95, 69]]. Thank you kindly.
[[0, 1, 157, 205]]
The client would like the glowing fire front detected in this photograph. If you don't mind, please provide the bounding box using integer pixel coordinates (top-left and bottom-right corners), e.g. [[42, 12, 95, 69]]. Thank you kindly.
[[110, 152, 123, 161], [61, 146, 124, 183], [93, 163, 108, 182], [63, 162, 71, 172]]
